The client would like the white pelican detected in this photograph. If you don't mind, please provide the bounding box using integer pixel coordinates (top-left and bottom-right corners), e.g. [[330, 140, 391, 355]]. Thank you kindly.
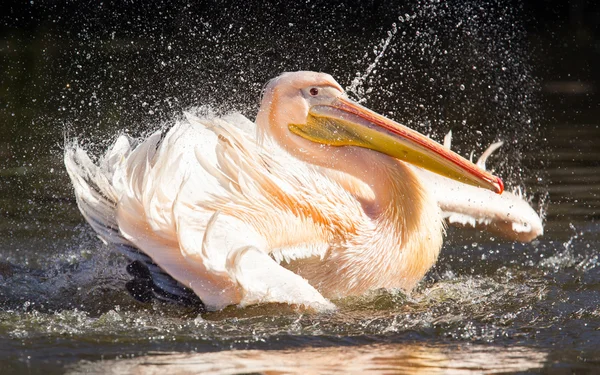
[[65, 71, 541, 311]]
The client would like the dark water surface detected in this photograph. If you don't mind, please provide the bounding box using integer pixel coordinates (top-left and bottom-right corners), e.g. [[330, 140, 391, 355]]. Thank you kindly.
[[1, 1, 600, 373]]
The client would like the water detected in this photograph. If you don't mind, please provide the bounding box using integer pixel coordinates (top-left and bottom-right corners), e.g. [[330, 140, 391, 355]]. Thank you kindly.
[[2, 0, 600, 373]]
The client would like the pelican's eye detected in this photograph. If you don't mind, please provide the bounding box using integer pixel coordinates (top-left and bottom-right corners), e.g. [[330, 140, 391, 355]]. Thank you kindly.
[[309, 87, 319, 96]]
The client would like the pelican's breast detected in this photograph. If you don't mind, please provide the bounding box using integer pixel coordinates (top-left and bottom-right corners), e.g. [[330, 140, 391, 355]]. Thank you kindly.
[[282, 160, 444, 298]]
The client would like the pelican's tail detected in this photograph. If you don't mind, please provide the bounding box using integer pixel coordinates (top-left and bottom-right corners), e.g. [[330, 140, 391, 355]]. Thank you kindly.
[[64, 138, 127, 248], [64, 138, 203, 308]]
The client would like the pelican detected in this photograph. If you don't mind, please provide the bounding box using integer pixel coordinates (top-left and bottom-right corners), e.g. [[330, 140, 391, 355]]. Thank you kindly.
[[65, 71, 542, 311]]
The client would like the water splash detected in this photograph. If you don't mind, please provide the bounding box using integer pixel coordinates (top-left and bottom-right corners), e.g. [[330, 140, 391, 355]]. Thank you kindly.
[[0, 246, 133, 313], [347, 23, 398, 102], [539, 223, 579, 270]]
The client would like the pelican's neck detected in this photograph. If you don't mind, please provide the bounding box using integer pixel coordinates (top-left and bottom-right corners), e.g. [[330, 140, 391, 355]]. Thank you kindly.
[[297, 145, 418, 220], [327, 147, 406, 217]]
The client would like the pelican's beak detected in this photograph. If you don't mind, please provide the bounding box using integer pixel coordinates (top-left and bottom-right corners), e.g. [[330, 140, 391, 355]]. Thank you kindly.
[[289, 97, 504, 194]]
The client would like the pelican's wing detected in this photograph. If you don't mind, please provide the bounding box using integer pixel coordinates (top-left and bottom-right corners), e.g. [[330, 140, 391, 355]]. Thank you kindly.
[[187, 112, 363, 263], [66, 110, 337, 311], [418, 170, 543, 242], [414, 135, 543, 242], [65, 135, 202, 305]]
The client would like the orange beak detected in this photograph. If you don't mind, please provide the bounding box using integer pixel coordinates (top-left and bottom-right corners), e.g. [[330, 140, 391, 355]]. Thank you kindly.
[[289, 96, 504, 194]]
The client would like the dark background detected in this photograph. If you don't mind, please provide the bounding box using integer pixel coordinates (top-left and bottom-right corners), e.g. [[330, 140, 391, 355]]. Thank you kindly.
[[1, 0, 599, 143], [2, 0, 599, 134]]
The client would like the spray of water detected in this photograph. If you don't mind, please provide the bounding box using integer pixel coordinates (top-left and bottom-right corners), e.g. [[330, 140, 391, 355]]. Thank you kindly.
[[347, 23, 398, 102]]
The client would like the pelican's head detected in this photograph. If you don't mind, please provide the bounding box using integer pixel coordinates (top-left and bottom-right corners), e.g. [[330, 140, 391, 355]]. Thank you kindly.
[[257, 71, 503, 194]]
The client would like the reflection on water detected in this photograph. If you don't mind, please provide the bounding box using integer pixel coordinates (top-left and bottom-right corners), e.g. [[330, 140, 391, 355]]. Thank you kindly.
[[70, 343, 548, 374]]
